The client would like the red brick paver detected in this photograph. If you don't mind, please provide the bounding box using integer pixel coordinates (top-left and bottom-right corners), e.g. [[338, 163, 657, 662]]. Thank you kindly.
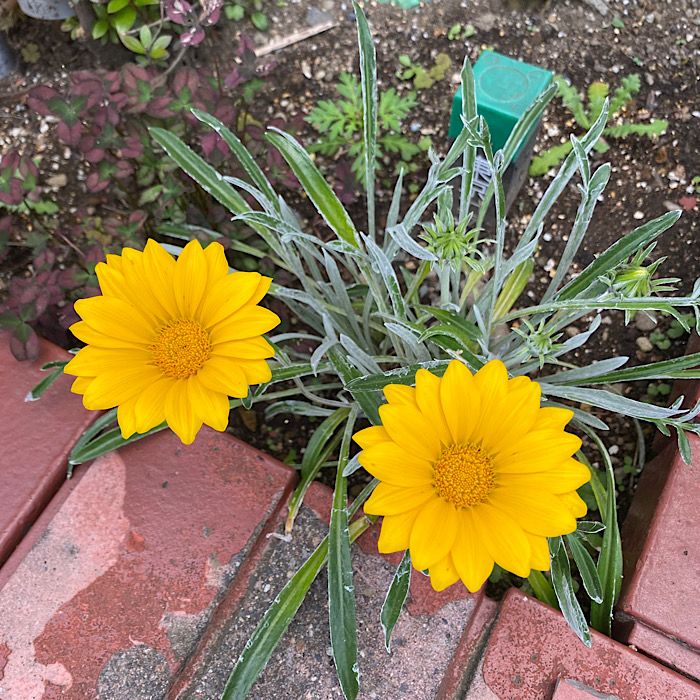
[[0, 428, 294, 698], [0, 333, 96, 569], [2, 330, 700, 698], [616, 366, 700, 680], [463, 589, 699, 700], [171, 481, 483, 699]]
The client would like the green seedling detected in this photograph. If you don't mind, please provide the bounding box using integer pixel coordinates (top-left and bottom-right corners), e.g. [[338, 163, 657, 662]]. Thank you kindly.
[[397, 52, 451, 89], [447, 22, 476, 41], [225, 0, 269, 30], [530, 74, 668, 176], [307, 72, 422, 182]]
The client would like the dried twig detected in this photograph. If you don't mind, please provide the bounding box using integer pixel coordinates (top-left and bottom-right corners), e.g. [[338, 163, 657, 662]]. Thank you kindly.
[[254, 20, 337, 58]]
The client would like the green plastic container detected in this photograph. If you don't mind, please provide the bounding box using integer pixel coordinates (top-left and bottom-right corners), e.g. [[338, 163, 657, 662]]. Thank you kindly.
[[449, 50, 553, 156]]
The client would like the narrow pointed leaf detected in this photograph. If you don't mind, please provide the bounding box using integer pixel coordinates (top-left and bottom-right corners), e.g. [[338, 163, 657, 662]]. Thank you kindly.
[[266, 129, 358, 247], [566, 533, 603, 603], [191, 109, 280, 211], [353, 1, 377, 239], [380, 550, 412, 652], [328, 411, 360, 699], [149, 127, 252, 218], [549, 537, 591, 647], [589, 437, 622, 634]]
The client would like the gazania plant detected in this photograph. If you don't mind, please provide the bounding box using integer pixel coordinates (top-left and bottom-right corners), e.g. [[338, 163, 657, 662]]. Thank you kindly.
[[35, 4, 700, 698]]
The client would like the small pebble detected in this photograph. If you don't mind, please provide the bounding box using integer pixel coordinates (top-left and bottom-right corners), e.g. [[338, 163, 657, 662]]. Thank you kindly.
[[636, 337, 653, 352], [634, 312, 657, 332]]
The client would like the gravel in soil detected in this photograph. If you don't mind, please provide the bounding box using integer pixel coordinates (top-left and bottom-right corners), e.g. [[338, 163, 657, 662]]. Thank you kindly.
[[1, 1, 698, 511]]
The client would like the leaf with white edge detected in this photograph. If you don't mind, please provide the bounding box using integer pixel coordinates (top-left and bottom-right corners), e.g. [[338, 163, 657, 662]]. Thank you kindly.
[[566, 533, 603, 603], [328, 411, 360, 699], [380, 550, 412, 652], [541, 384, 684, 420], [149, 128, 253, 219], [285, 407, 349, 533], [266, 129, 358, 247], [549, 537, 591, 647], [588, 433, 623, 636], [25, 367, 63, 401], [192, 109, 280, 211], [353, 1, 377, 239]]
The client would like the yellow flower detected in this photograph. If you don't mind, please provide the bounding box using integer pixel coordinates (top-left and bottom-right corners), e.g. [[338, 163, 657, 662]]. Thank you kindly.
[[354, 359, 589, 592], [65, 239, 280, 445]]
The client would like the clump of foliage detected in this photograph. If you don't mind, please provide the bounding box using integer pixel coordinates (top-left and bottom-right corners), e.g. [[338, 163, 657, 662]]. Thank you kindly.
[[224, 0, 270, 30], [60, 7, 700, 698], [306, 72, 426, 184], [530, 74, 668, 176], [63, 0, 233, 65], [397, 52, 452, 89], [1, 38, 294, 360]]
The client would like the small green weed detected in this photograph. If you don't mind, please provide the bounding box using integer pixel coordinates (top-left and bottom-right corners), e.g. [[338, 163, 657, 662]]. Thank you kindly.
[[224, 0, 271, 31], [397, 52, 451, 89], [447, 23, 476, 41], [306, 72, 423, 182], [649, 316, 692, 350], [530, 74, 668, 176]]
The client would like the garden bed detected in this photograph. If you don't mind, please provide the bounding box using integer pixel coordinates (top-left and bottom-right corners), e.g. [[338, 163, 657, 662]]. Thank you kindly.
[[1, 0, 698, 508]]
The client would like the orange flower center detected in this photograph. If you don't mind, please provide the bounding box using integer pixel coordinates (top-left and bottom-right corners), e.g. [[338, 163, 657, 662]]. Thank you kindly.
[[152, 320, 211, 379], [433, 443, 495, 509]]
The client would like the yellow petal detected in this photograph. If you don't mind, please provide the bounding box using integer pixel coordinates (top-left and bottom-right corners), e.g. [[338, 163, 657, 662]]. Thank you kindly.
[[451, 510, 494, 592], [141, 239, 179, 319], [117, 399, 139, 439], [471, 502, 531, 578], [248, 275, 273, 306], [73, 296, 155, 347], [525, 532, 551, 571], [165, 382, 203, 445], [495, 430, 582, 473], [235, 359, 272, 385], [363, 482, 434, 516], [69, 321, 144, 350], [358, 442, 434, 487], [96, 258, 167, 326], [70, 376, 93, 395], [353, 425, 391, 450], [559, 491, 588, 518], [409, 498, 458, 570], [65, 345, 152, 377], [429, 554, 460, 592], [383, 384, 416, 406], [378, 404, 441, 462], [533, 406, 574, 431], [489, 486, 577, 537], [481, 380, 541, 454], [203, 241, 229, 288], [210, 306, 281, 344], [211, 337, 275, 360], [199, 272, 263, 328], [197, 358, 249, 398], [440, 360, 480, 443], [377, 509, 420, 553], [472, 359, 509, 441], [188, 377, 230, 432], [415, 369, 452, 447], [174, 239, 208, 318], [81, 366, 160, 410], [133, 377, 173, 434], [500, 459, 591, 494]]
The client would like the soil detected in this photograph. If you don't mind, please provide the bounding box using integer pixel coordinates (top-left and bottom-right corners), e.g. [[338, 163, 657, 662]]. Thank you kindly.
[[1, 0, 698, 515]]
